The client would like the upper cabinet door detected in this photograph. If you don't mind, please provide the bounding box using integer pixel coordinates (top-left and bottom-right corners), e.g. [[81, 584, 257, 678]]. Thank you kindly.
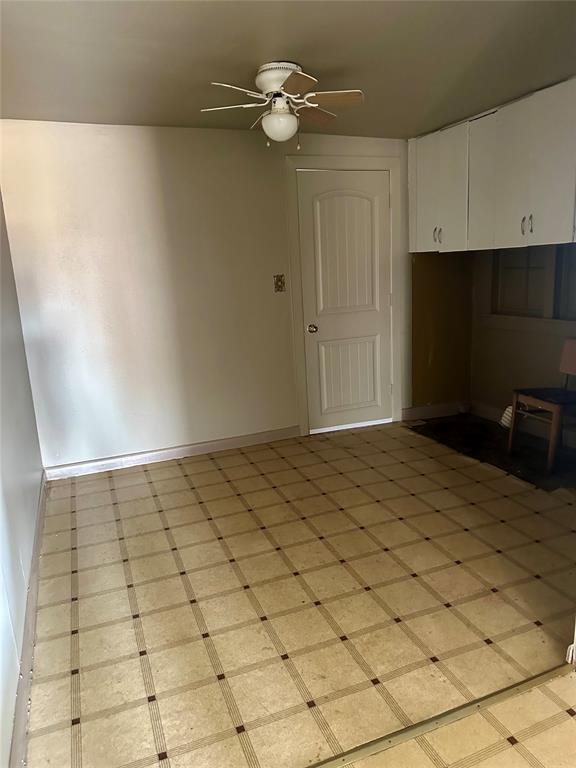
[[410, 123, 468, 252], [493, 95, 533, 249], [527, 79, 576, 246], [413, 132, 440, 252], [468, 112, 498, 250], [436, 122, 469, 252]]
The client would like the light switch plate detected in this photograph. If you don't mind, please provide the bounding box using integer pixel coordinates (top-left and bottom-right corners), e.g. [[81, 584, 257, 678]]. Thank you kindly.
[[273, 274, 286, 292]]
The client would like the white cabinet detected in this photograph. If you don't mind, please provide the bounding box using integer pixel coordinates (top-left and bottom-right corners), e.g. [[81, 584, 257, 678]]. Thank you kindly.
[[468, 112, 498, 250], [493, 79, 576, 248], [410, 122, 469, 253], [526, 79, 576, 246], [413, 77, 576, 254]]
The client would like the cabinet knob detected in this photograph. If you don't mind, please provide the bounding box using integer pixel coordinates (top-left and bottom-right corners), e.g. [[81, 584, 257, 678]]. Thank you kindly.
[[521, 216, 526, 235], [433, 226, 438, 243]]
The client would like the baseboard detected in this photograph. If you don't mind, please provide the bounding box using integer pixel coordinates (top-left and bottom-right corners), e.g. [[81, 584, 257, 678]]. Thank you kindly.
[[44, 426, 301, 480], [9, 472, 47, 768], [402, 401, 469, 421], [471, 401, 576, 450]]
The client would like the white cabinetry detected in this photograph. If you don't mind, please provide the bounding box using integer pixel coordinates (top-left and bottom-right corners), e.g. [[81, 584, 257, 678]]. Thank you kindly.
[[468, 112, 498, 250], [410, 122, 469, 253], [492, 78, 576, 249], [410, 77, 576, 253]]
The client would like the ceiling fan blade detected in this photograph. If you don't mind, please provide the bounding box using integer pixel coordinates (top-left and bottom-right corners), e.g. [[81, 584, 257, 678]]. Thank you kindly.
[[306, 90, 364, 109], [249, 111, 269, 130], [297, 106, 337, 125], [211, 82, 268, 100], [282, 70, 318, 96], [201, 101, 269, 113]]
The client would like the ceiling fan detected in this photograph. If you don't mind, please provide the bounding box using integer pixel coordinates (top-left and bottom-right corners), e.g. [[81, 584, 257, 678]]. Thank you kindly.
[[201, 61, 364, 144]]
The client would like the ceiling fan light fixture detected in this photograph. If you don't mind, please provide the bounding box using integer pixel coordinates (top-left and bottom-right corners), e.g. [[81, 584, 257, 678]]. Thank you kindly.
[[261, 111, 299, 142]]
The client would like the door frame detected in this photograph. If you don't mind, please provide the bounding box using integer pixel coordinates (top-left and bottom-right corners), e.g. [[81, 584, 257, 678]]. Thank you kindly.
[[285, 154, 410, 435]]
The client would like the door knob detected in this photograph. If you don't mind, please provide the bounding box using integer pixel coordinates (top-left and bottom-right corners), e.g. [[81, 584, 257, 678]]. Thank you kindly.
[[307, 323, 318, 334]]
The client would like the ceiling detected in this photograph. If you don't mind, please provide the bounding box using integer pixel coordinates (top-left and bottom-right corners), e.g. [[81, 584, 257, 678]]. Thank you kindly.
[[2, 1, 576, 138]]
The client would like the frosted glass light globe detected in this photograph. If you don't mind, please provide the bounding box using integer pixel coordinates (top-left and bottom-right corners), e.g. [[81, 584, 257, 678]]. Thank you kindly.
[[262, 112, 298, 142]]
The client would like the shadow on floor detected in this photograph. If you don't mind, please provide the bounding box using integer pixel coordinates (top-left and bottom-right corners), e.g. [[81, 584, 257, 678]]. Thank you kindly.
[[409, 414, 576, 492]]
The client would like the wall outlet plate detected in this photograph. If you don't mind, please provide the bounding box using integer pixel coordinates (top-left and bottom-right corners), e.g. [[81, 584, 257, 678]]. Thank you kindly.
[[273, 274, 286, 292]]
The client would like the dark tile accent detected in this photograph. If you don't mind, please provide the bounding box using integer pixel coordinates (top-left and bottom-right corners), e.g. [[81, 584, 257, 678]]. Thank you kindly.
[[148, 695, 156, 703], [507, 736, 518, 745], [179, 571, 186, 576], [71, 569, 78, 574], [217, 536, 223, 541], [534, 574, 541, 579], [157, 752, 168, 761], [293, 571, 300, 576], [371, 678, 380, 686], [567, 708, 576, 717], [534, 620, 543, 627], [275, 546, 282, 551], [339, 559, 346, 564], [424, 537, 431, 541], [71, 629, 78, 636], [132, 613, 140, 619], [190, 599, 197, 604], [394, 617, 402, 623], [243, 585, 250, 590], [260, 616, 268, 622], [202, 632, 210, 638], [339, 635, 348, 642], [307, 700, 316, 708], [430, 656, 439, 663], [236, 725, 245, 734], [444, 602, 452, 608], [454, 560, 462, 565], [491, 587, 499, 593], [411, 573, 418, 578], [71, 668, 79, 676], [171, 547, 178, 551], [484, 638, 493, 645], [123, 558, 129, 563], [217, 673, 225, 680], [364, 586, 371, 591], [314, 600, 322, 606], [318, 536, 325, 540], [139, 650, 147, 656], [383, 547, 390, 552], [71, 597, 78, 602], [281, 653, 289, 660], [496, 549, 502, 554], [229, 558, 236, 563], [71, 717, 80, 726], [127, 583, 134, 588]]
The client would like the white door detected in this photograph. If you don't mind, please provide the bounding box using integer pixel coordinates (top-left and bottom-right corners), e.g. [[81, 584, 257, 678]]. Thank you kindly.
[[297, 170, 392, 432], [436, 122, 469, 252], [414, 133, 440, 252], [493, 94, 534, 249], [526, 79, 576, 246], [468, 111, 498, 250]]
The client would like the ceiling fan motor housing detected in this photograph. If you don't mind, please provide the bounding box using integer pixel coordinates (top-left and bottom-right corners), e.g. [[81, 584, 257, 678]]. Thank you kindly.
[[255, 61, 302, 95]]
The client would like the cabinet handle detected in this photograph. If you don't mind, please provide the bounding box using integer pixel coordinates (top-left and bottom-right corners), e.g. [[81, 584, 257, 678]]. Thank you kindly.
[[529, 214, 534, 233], [521, 216, 526, 235], [433, 226, 438, 243], [438, 227, 443, 244]]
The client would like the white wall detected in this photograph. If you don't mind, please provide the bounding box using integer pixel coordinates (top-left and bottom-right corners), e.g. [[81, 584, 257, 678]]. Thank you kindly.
[[1, 121, 406, 469], [0, 195, 43, 766]]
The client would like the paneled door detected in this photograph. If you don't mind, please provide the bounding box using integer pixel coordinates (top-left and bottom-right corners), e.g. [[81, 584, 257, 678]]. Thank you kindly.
[[297, 169, 392, 432]]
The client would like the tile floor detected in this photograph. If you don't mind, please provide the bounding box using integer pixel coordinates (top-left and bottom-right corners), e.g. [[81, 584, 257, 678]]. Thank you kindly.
[[353, 668, 576, 768], [27, 424, 575, 768]]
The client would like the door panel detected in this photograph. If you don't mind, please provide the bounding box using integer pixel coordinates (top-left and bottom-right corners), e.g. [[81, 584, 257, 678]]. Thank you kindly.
[[527, 79, 576, 246], [319, 336, 380, 414], [437, 122, 469, 252], [414, 133, 439, 252], [316, 193, 377, 313], [297, 170, 392, 431], [468, 112, 498, 250]]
